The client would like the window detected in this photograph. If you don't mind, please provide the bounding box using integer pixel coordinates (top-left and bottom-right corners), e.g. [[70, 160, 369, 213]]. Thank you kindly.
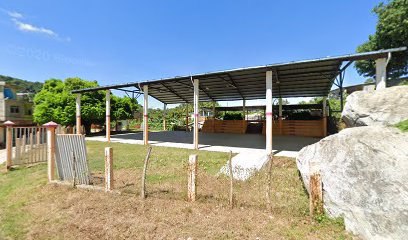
[[10, 106, 19, 113], [25, 109, 32, 115]]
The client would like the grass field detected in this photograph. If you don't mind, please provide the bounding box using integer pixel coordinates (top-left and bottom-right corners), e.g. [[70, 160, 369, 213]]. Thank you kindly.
[[0, 141, 353, 239]]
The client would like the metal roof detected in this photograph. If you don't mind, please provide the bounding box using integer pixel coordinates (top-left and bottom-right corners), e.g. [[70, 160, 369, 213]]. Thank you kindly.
[[203, 104, 324, 112], [72, 47, 406, 104]]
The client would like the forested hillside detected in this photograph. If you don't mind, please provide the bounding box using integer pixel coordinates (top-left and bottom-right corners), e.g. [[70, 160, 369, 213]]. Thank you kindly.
[[0, 75, 43, 93]]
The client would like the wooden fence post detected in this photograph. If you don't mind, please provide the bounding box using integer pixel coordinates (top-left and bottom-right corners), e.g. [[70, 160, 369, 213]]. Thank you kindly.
[[309, 172, 323, 216], [105, 147, 113, 192], [188, 154, 198, 202], [43, 122, 58, 182], [4, 121, 15, 171]]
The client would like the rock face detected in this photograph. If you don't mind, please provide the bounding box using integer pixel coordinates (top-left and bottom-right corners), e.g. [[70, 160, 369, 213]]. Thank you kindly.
[[342, 86, 408, 127], [296, 126, 408, 240]]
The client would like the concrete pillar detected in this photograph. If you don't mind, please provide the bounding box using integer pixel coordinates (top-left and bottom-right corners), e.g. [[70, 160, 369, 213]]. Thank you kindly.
[[44, 121, 58, 182], [242, 99, 246, 120], [163, 103, 167, 131], [143, 85, 149, 145], [278, 98, 283, 135], [266, 71, 273, 154], [212, 101, 216, 132], [185, 104, 189, 131], [322, 97, 327, 137], [76, 94, 81, 134], [193, 79, 199, 150], [375, 58, 387, 90], [106, 90, 111, 142], [4, 121, 15, 170]]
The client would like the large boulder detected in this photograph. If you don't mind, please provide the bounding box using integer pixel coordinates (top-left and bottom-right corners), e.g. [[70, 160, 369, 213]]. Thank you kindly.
[[342, 86, 408, 127], [296, 126, 408, 240]]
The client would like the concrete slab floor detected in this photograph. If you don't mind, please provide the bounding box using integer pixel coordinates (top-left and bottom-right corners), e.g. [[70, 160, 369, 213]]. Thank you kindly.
[[86, 131, 321, 158]]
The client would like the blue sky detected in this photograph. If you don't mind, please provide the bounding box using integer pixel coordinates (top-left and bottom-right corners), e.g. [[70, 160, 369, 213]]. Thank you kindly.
[[0, 1, 381, 108]]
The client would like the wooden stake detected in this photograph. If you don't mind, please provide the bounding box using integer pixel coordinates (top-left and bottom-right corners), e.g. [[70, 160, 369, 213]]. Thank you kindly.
[[141, 147, 152, 199], [105, 147, 113, 192], [188, 154, 198, 202], [72, 151, 77, 188], [309, 172, 323, 216], [266, 153, 273, 211], [228, 151, 235, 208]]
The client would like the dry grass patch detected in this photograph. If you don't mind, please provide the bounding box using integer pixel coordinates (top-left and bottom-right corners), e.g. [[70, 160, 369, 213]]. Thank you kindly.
[[0, 141, 354, 239]]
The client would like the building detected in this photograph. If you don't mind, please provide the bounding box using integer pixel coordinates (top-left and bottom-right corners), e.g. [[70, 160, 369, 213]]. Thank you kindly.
[[0, 81, 34, 146]]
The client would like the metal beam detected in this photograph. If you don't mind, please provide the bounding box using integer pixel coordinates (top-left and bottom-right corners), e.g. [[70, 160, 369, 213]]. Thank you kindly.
[[160, 82, 189, 103]]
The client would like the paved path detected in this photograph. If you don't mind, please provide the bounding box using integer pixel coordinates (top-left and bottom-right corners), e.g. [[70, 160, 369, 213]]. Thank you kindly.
[[87, 131, 320, 157], [87, 132, 321, 180]]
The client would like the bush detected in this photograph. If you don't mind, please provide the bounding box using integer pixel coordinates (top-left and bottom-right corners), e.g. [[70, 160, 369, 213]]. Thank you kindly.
[[395, 119, 408, 132], [222, 112, 243, 120]]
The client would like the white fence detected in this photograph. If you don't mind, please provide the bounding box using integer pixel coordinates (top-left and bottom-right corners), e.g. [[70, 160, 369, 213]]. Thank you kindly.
[[10, 126, 48, 166]]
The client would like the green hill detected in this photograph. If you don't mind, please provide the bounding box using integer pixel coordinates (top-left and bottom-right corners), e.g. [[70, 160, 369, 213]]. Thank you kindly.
[[0, 75, 43, 93]]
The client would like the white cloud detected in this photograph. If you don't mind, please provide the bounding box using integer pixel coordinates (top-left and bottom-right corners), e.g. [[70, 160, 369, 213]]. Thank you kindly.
[[3, 9, 70, 42], [7, 10, 23, 19], [12, 18, 57, 37]]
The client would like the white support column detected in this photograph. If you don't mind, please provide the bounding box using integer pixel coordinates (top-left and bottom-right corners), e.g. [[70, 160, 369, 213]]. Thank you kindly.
[[163, 103, 167, 131], [278, 98, 283, 135], [266, 71, 273, 155], [375, 58, 387, 90], [143, 85, 149, 145], [322, 96, 327, 137], [242, 99, 246, 120], [193, 79, 199, 150], [76, 94, 81, 134], [106, 90, 111, 142]]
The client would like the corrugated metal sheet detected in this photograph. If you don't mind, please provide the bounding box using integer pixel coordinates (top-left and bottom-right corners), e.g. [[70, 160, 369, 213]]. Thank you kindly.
[[55, 134, 91, 185], [71, 47, 406, 103]]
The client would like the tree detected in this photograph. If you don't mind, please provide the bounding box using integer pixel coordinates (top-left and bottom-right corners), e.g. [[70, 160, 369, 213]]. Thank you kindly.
[[33, 77, 140, 134], [355, 0, 408, 78]]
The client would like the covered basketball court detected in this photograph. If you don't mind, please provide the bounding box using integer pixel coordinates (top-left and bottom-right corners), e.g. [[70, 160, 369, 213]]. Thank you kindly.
[[72, 48, 405, 156]]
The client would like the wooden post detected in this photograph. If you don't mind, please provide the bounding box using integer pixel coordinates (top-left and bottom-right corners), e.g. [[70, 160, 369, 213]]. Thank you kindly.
[[163, 103, 167, 131], [265, 70, 273, 155], [228, 151, 235, 208], [309, 172, 323, 216], [193, 79, 199, 150], [106, 90, 111, 142], [76, 94, 81, 134], [188, 154, 198, 202], [72, 151, 77, 187], [278, 98, 283, 135], [4, 121, 15, 170], [43, 122, 58, 182], [105, 147, 113, 192], [141, 147, 152, 199], [143, 85, 149, 145], [322, 97, 327, 137]]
